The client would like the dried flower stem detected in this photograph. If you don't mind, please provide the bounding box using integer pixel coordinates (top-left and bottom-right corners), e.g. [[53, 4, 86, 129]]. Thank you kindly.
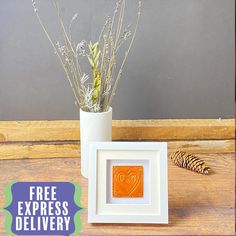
[[32, 0, 141, 112], [107, 2, 141, 107], [102, 0, 126, 109], [33, 2, 81, 106]]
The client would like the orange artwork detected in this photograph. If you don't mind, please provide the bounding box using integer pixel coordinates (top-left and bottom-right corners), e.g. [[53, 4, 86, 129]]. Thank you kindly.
[[112, 165, 144, 198]]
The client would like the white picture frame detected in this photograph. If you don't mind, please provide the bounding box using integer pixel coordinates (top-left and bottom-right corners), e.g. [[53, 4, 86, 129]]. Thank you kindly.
[[88, 142, 168, 224]]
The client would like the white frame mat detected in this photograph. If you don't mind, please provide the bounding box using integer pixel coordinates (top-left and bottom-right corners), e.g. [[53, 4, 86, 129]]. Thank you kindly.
[[88, 142, 168, 224]]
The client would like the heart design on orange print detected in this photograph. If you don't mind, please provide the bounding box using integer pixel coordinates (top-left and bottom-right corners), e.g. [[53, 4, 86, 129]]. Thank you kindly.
[[112, 166, 143, 198]]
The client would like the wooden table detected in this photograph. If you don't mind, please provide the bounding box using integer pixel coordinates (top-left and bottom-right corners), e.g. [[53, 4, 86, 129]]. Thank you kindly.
[[0, 119, 235, 235]]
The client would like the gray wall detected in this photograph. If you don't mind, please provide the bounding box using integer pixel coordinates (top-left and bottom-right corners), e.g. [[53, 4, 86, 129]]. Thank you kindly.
[[0, 0, 234, 120]]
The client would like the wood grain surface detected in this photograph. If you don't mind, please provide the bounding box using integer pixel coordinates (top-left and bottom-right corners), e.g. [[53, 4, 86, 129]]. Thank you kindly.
[[0, 119, 234, 142], [0, 140, 234, 160], [0, 154, 234, 235], [0, 119, 235, 235]]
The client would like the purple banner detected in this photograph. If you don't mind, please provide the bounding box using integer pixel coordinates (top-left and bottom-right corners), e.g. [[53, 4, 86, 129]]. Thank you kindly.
[[5, 182, 82, 235]]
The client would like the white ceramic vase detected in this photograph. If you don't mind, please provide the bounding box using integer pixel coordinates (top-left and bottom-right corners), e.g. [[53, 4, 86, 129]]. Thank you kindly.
[[80, 107, 112, 178]]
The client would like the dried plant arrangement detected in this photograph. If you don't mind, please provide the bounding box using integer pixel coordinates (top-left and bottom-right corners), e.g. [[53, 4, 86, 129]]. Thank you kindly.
[[170, 150, 211, 174], [32, 0, 141, 112]]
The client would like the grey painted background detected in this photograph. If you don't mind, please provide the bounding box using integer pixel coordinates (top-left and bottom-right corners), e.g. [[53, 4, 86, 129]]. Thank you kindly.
[[0, 0, 234, 120]]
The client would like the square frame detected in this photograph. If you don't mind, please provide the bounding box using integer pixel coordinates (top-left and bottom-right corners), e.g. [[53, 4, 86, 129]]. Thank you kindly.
[[88, 142, 168, 224]]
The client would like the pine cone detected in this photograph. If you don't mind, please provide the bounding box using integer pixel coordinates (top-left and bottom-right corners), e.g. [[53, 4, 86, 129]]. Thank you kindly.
[[170, 150, 210, 174]]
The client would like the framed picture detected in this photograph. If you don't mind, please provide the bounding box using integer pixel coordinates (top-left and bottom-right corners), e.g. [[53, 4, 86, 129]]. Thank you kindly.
[[88, 142, 168, 224]]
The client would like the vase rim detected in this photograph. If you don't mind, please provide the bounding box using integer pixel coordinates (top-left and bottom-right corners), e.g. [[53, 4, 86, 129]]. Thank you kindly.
[[80, 106, 112, 114]]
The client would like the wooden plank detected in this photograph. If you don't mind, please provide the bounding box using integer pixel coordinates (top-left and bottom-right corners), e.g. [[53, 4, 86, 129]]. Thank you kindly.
[[168, 139, 235, 154], [0, 142, 80, 159], [0, 140, 234, 160], [113, 119, 235, 141], [0, 154, 234, 235], [0, 119, 234, 142]]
